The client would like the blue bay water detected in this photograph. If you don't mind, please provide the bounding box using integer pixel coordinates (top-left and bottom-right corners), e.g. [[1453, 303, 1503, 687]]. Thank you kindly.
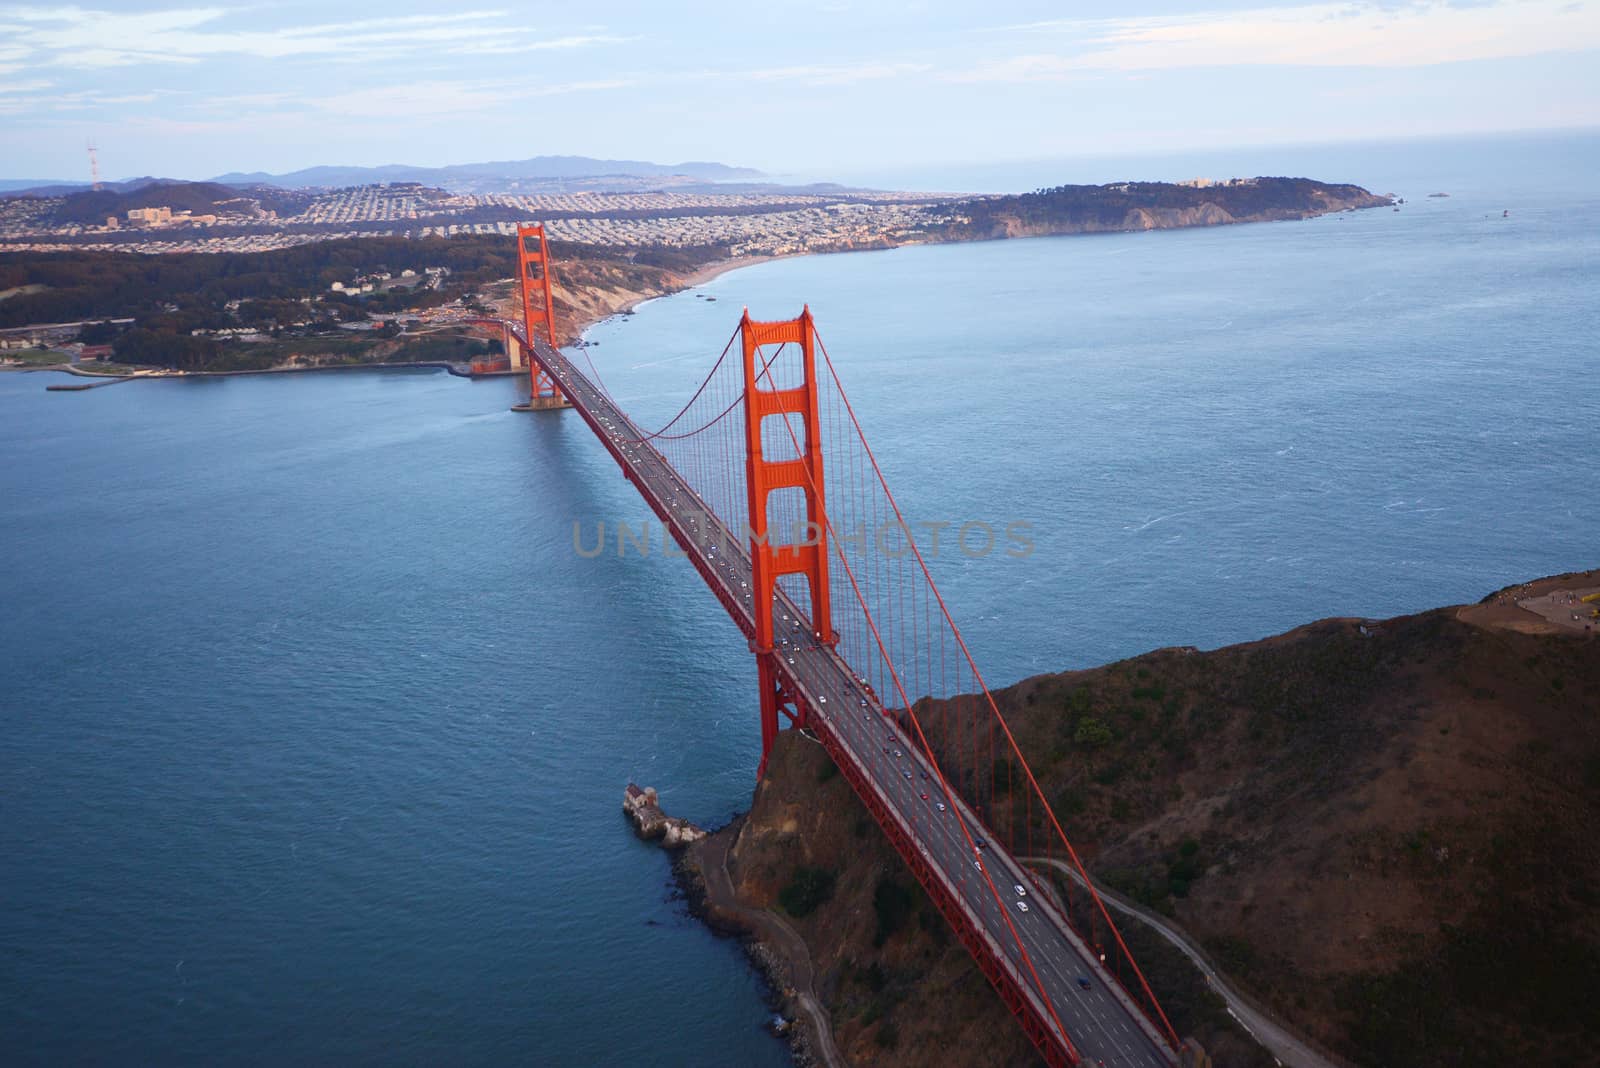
[[591, 131, 1599, 679], [2, 131, 1597, 1063]]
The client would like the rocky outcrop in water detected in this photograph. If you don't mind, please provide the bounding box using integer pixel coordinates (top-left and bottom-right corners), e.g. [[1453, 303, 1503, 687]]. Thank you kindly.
[[623, 783, 707, 847]]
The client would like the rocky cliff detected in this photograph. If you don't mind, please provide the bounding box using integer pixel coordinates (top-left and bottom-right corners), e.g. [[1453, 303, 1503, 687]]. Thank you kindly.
[[947, 177, 1392, 242], [685, 570, 1600, 1067]]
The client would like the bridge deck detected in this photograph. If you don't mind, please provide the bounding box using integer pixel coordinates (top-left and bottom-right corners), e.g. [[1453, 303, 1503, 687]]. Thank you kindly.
[[526, 334, 1175, 1068]]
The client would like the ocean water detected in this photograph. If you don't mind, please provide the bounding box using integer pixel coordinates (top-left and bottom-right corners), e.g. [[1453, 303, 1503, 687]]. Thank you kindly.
[[2, 131, 1597, 1064], [590, 130, 1600, 679]]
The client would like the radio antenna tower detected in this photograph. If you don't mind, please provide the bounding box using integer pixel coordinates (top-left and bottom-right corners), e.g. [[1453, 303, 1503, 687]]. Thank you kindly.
[[87, 140, 102, 191]]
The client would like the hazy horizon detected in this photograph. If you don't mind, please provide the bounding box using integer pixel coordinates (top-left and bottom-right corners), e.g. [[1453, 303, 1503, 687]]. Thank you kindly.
[[4, 1, 1598, 185], [4, 124, 1597, 195]]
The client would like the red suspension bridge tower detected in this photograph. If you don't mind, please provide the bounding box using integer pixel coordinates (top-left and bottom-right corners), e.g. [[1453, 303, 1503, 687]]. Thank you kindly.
[[740, 308, 834, 778], [512, 222, 571, 412]]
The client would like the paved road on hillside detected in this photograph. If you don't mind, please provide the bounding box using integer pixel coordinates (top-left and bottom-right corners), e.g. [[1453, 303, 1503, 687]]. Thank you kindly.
[[1025, 856, 1343, 1068]]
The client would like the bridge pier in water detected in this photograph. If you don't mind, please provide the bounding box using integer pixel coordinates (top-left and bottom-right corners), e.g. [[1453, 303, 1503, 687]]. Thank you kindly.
[[511, 394, 573, 412]]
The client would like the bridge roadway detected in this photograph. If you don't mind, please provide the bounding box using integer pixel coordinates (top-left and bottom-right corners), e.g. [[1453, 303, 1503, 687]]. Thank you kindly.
[[526, 334, 1176, 1067]]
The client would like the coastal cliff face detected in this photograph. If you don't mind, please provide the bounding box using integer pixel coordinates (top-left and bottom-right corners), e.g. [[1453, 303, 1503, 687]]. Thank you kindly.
[[694, 571, 1600, 1067], [951, 177, 1392, 242]]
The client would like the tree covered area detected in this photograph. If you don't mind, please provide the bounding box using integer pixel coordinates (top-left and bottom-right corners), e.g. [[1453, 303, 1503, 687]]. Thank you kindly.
[[1, 234, 724, 372], [0, 235, 721, 329], [947, 177, 1387, 233]]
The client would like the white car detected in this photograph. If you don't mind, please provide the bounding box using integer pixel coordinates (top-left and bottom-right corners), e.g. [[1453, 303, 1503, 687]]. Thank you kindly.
[[1016, 901, 1029, 913], [1013, 884, 1027, 897]]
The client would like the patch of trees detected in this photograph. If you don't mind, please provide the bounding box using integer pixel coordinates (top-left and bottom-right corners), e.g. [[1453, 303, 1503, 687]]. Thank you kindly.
[[77, 320, 121, 344], [778, 865, 837, 917], [0, 234, 722, 330], [113, 328, 217, 371], [872, 877, 917, 946], [0, 237, 479, 327]]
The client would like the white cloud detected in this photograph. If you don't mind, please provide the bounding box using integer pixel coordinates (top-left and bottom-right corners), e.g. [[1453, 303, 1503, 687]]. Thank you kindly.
[[0, 74, 54, 113], [0, 6, 629, 70], [961, 0, 1600, 78], [50, 88, 158, 107]]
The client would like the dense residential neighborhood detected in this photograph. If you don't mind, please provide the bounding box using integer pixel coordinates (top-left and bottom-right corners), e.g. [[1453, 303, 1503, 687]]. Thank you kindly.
[[0, 181, 962, 256]]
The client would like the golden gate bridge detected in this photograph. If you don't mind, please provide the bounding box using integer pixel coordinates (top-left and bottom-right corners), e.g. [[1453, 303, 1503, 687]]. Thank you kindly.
[[494, 223, 1183, 1067]]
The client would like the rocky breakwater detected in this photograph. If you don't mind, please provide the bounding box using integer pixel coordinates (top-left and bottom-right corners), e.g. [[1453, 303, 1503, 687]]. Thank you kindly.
[[623, 783, 707, 848]]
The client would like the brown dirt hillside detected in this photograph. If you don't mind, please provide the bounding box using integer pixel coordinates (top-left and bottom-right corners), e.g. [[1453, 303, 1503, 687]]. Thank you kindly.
[[921, 569, 1600, 1066], [483, 254, 718, 345], [694, 570, 1599, 1067]]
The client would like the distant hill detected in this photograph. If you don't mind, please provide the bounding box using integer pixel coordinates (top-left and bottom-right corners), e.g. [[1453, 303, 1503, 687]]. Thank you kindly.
[[210, 155, 764, 191], [944, 176, 1392, 239], [35, 181, 309, 226], [0, 176, 176, 197]]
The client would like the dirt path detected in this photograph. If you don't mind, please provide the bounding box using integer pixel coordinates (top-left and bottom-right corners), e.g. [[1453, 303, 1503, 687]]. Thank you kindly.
[[696, 829, 846, 1068], [1022, 856, 1345, 1068]]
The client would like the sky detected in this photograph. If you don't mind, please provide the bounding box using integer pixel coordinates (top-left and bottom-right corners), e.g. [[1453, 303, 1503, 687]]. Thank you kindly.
[[1, 0, 1598, 182]]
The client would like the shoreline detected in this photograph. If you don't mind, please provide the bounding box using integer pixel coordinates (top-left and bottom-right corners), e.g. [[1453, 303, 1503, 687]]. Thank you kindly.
[[673, 818, 843, 1068], [11, 198, 1394, 385], [568, 252, 801, 342], [6, 359, 465, 381], [7, 254, 799, 383]]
